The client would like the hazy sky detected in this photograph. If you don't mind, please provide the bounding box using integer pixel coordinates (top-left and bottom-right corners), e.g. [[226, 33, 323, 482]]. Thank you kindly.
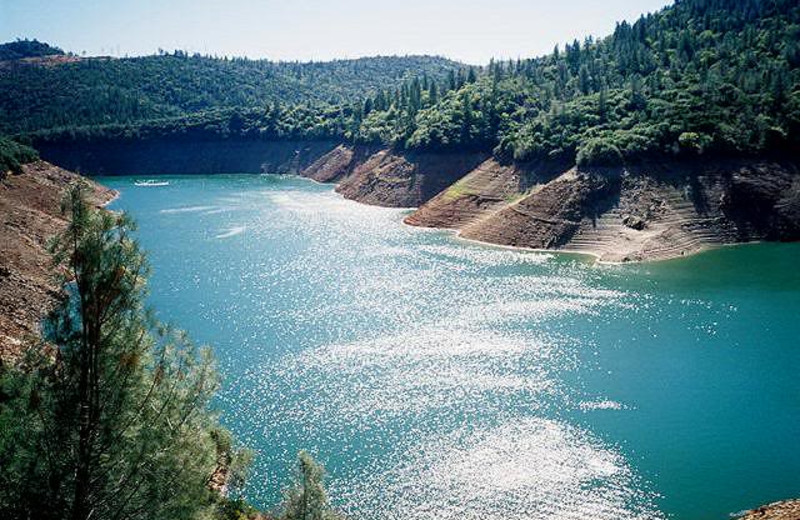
[[2, 0, 671, 64]]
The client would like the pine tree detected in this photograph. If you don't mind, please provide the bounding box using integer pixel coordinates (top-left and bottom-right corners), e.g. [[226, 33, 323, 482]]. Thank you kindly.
[[0, 184, 237, 520], [447, 69, 457, 91], [427, 82, 439, 105], [579, 65, 591, 94], [279, 452, 341, 520]]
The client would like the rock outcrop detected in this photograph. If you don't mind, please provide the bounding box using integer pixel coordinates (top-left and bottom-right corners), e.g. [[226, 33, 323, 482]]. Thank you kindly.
[[302, 146, 799, 262], [736, 499, 800, 520], [403, 158, 557, 228], [0, 161, 115, 359], [300, 144, 379, 183], [330, 148, 486, 208], [406, 157, 800, 262]]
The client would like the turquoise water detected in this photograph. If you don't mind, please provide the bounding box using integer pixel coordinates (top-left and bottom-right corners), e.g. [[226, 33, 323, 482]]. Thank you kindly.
[[101, 175, 800, 520]]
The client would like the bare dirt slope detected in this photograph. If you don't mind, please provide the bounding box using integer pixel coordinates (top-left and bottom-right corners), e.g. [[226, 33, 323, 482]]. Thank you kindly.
[[737, 500, 800, 520], [0, 161, 115, 359], [403, 158, 558, 229], [406, 158, 800, 262], [327, 148, 486, 208]]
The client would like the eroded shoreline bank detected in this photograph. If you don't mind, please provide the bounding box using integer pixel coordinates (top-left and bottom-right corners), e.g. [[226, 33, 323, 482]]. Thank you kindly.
[[0, 161, 116, 358], [306, 145, 800, 263], [38, 139, 799, 264]]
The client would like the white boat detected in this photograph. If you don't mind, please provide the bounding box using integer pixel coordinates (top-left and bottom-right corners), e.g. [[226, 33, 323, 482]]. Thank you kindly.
[[134, 180, 170, 187]]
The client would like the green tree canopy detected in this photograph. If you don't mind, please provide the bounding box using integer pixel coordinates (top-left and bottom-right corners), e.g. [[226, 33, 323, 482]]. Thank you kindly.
[[279, 451, 342, 520], [0, 184, 244, 520]]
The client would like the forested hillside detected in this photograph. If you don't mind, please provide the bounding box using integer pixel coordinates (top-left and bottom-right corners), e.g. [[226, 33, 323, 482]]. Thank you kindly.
[[0, 45, 461, 134], [4, 0, 800, 167], [355, 0, 800, 164], [0, 39, 64, 60]]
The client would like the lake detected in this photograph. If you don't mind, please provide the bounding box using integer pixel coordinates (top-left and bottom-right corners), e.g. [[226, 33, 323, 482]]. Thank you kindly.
[[101, 174, 800, 520]]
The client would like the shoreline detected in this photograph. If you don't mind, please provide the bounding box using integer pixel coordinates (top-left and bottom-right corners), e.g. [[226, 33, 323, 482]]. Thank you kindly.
[[96, 171, 777, 266], [100, 189, 120, 207], [79, 145, 799, 266], [323, 175, 778, 266], [734, 499, 800, 520], [294, 173, 723, 265]]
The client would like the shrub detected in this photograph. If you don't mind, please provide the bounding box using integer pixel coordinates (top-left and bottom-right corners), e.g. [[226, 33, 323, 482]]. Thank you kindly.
[[0, 136, 38, 175], [677, 132, 712, 154], [576, 138, 624, 167]]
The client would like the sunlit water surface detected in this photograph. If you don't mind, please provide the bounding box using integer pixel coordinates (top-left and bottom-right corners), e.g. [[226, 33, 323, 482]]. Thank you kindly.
[[101, 175, 800, 520]]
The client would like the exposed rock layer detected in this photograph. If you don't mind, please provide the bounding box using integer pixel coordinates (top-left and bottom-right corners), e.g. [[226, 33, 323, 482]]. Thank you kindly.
[[0, 161, 115, 358], [405, 157, 800, 262], [34, 139, 800, 261], [736, 499, 800, 520], [331, 148, 486, 207]]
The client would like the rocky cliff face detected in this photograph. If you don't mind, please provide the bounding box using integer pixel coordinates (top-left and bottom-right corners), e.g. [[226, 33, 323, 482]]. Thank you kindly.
[[406, 157, 800, 262], [403, 158, 550, 229], [33, 137, 800, 262], [0, 161, 115, 358], [328, 148, 486, 208], [300, 144, 379, 183]]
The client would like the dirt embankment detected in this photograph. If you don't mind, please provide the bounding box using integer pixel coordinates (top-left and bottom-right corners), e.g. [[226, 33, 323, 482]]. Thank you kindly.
[[332, 149, 486, 207], [736, 499, 800, 520], [299, 145, 800, 261], [0, 161, 115, 359], [404, 157, 800, 262], [298, 145, 487, 207], [34, 138, 800, 261]]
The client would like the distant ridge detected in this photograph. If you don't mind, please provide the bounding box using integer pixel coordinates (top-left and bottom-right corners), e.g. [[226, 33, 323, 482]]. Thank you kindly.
[[0, 38, 64, 60]]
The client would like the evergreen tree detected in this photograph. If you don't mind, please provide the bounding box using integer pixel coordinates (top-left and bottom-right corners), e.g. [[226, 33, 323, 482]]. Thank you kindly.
[[0, 184, 240, 520], [279, 452, 341, 520], [578, 64, 591, 94], [0, 135, 38, 175], [428, 82, 438, 105]]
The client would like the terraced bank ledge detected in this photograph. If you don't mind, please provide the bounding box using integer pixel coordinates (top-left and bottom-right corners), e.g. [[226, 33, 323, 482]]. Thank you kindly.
[[35, 139, 800, 263], [299, 145, 800, 263], [735, 499, 800, 520]]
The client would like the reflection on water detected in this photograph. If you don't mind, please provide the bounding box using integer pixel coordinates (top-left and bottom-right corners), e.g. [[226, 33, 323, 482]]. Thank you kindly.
[[103, 175, 800, 520]]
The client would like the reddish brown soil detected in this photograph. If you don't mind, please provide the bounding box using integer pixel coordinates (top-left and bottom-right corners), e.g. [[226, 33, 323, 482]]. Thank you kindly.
[[737, 500, 800, 520], [0, 161, 115, 359], [406, 158, 800, 262], [304, 146, 486, 208]]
